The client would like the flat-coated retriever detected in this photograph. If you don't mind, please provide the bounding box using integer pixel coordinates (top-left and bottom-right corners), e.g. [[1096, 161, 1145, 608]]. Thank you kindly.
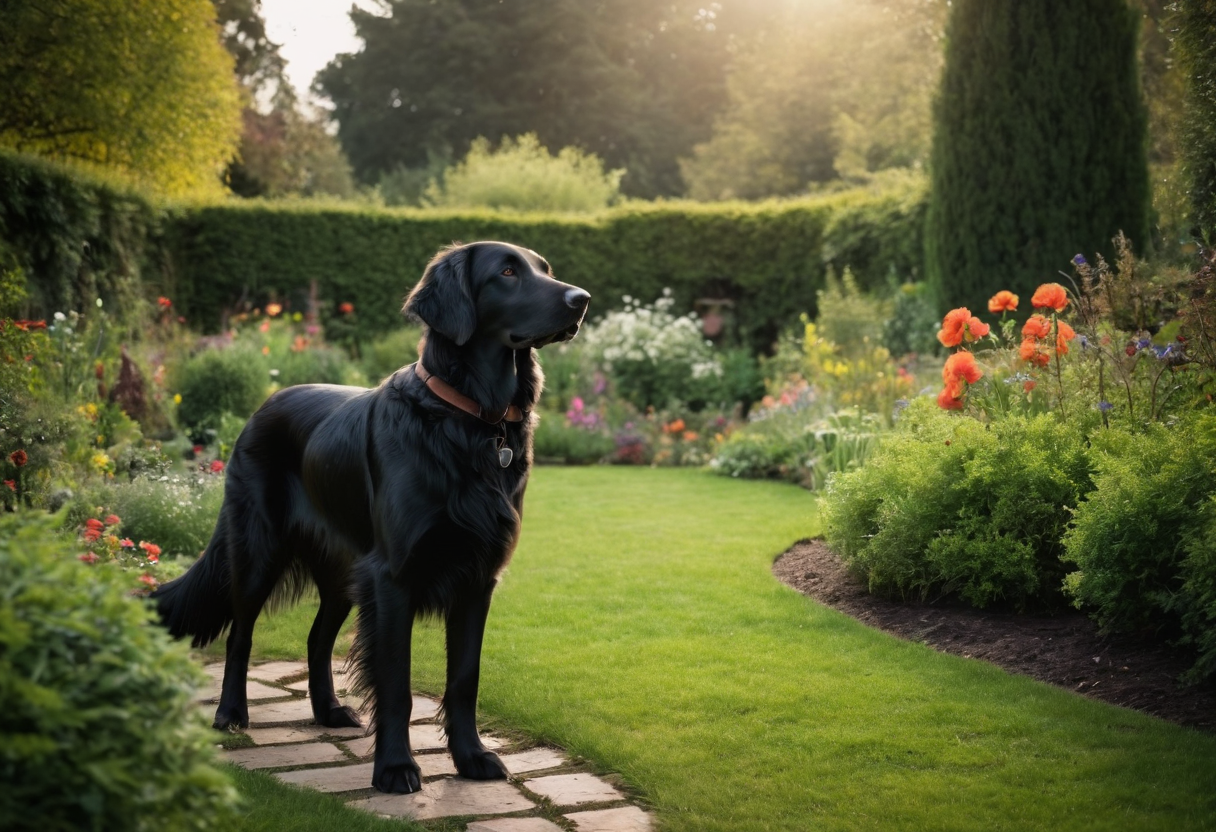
[[152, 241, 589, 793]]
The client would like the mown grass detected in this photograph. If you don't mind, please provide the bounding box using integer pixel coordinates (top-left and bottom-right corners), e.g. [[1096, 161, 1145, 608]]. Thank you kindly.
[[234, 467, 1216, 832]]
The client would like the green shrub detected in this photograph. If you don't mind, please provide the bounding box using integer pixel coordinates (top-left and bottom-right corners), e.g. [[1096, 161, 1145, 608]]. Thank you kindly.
[[1062, 416, 1216, 639], [273, 343, 364, 388], [1179, 497, 1216, 681], [531, 412, 616, 465], [72, 473, 226, 559], [883, 280, 940, 358], [0, 512, 236, 831], [174, 346, 268, 442], [424, 134, 624, 213], [824, 399, 1092, 608], [360, 325, 422, 384]]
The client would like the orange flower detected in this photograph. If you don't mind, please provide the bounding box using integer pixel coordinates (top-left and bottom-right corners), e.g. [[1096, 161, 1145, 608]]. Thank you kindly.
[[104, 514, 121, 526], [937, 387, 964, 411], [942, 350, 983, 387], [682, 431, 699, 442], [937, 308, 989, 347], [665, 419, 686, 434], [1022, 315, 1052, 339], [1055, 320, 1076, 355], [988, 291, 1019, 313], [1019, 337, 1051, 367], [339, 302, 355, 315], [1024, 380, 1037, 392], [1031, 283, 1069, 312], [266, 303, 283, 317]]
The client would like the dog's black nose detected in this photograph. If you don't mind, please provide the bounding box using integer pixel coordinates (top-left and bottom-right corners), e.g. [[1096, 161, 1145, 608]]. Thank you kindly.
[[565, 288, 591, 309]]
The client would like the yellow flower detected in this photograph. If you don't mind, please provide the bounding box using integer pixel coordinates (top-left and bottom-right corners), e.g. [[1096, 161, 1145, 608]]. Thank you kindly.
[[173, 393, 182, 404], [91, 452, 112, 472]]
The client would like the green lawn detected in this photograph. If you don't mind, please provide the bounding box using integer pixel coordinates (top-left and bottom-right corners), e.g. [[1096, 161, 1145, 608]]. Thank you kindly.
[[234, 467, 1216, 832]]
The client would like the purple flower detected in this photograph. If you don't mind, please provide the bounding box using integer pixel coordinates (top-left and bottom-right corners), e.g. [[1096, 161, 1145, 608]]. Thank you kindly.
[[1153, 344, 1174, 360], [1073, 254, 1087, 267], [1078, 334, 1089, 350], [1137, 337, 1152, 351], [1097, 401, 1114, 413]]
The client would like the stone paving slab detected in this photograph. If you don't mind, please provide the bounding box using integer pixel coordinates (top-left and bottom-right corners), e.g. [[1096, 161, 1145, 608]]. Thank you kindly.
[[246, 724, 367, 745], [564, 806, 653, 832], [247, 697, 328, 725], [467, 818, 565, 832], [351, 777, 535, 820], [286, 671, 350, 693], [498, 748, 567, 775], [524, 773, 623, 807], [224, 742, 346, 770], [343, 724, 505, 758], [196, 679, 286, 704], [246, 661, 308, 682], [274, 751, 458, 793]]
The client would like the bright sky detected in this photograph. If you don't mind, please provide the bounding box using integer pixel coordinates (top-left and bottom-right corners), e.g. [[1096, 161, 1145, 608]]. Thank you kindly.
[[260, 0, 378, 100]]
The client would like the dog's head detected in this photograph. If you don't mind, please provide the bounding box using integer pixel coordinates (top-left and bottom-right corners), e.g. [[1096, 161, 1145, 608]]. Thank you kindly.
[[403, 242, 590, 348]]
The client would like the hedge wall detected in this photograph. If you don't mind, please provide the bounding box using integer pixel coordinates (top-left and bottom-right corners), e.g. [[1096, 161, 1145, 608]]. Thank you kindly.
[[0, 150, 161, 317], [2, 151, 927, 351]]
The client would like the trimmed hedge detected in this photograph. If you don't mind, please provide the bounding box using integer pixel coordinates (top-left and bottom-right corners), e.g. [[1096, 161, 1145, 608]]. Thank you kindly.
[[3, 151, 927, 350]]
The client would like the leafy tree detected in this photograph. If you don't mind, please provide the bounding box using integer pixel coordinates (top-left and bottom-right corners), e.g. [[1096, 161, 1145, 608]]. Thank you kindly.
[[680, 0, 947, 200], [0, 0, 242, 195], [925, 0, 1150, 312], [1174, 0, 1216, 238], [422, 133, 622, 212], [315, 0, 731, 198]]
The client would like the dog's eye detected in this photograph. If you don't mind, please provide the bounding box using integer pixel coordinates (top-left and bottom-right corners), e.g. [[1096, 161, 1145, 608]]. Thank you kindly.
[[501, 267, 515, 277]]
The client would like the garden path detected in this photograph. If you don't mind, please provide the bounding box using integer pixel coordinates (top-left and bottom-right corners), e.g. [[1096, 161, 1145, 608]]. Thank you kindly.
[[201, 661, 653, 832]]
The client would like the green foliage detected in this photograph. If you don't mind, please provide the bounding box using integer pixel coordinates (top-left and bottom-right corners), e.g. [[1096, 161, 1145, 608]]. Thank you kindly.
[[823, 399, 1093, 608], [227, 107, 356, 200], [424, 134, 623, 213], [0, 0, 242, 195], [883, 281, 940, 357], [682, 3, 945, 199], [0, 512, 237, 831], [926, 0, 1150, 313], [315, 0, 730, 197], [361, 326, 423, 384], [0, 151, 159, 320], [174, 347, 269, 442], [1179, 497, 1216, 681], [74, 473, 226, 559], [712, 409, 883, 490], [1174, 0, 1216, 237], [1062, 416, 1216, 638], [531, 412, 616, 464]]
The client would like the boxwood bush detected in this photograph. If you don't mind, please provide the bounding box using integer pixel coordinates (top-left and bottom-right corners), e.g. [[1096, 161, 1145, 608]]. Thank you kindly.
[[823, 399, 1094, 609], [173, 346, 269, 443], [0, 512, 236, 831]]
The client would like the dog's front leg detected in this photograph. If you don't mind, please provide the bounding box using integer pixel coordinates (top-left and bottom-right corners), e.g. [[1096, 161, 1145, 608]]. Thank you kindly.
[[444, 581, 508, 780], [369, 569, 422, 794]]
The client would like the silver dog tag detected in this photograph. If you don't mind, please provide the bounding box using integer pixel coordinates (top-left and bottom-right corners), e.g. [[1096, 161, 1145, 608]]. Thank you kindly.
[[498, 447, 513, 468]]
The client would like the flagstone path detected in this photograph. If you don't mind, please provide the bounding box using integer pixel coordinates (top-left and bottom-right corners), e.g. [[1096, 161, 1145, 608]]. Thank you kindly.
[[201, 661, 653, 832]]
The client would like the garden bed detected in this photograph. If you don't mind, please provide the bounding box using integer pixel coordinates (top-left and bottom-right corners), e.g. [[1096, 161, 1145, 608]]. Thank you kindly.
[[774, 539, 1216, 732]]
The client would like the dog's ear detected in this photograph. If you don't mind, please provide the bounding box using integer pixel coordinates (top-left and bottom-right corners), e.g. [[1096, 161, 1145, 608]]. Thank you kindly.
[[403, 244, 477, 345]]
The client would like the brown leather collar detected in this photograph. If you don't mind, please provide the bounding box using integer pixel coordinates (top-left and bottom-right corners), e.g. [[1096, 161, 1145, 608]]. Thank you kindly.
[[415, 361, 524, 425]]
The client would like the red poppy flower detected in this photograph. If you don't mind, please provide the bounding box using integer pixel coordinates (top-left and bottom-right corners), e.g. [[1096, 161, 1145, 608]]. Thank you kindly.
[[83, 528, 101, 543], [1056, 320, 1077, 355], [139, 573, 158, 587], [13, 320, 47, 331], [157, 297, 172, 308], [988, 291, 1019, 314], [209, 459, 225, 474], [79, 552, 100, 564], [937, 308, 989, 347], [3, 479, 14, 492], [9, 449, 28, 467], [1031, 283, 1069, 312], [942, 350, 983, 387], [1022, 315, 1052, 339], [339, 302, 355, 315], [937, 387, 964, 411], [1019, 337, 1051, 367], [139, 541, 162, 558], [86, 518, 105, 532], [120, 538, 134, 548], [104, 514, 121, 526]]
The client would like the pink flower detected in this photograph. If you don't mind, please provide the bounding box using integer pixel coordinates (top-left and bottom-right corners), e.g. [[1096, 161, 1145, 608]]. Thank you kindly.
[[78, 552, 100, 564], [138, 574, 158, 587], [120, 538, 135, 548]]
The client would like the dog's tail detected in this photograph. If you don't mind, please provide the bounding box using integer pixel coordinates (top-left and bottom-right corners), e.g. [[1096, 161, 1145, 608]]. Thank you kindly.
[[150, 517, 234, 648]]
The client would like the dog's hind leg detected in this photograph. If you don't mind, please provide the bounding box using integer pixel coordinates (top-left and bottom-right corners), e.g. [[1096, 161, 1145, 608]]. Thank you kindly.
[[443, 582, 508, 780], [306, 560, 361, 728]]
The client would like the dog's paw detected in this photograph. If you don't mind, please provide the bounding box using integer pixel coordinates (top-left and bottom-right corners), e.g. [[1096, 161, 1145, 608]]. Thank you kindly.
[[453, 747, 509, 781], [316, 704, 363, 729], [212, 705, 248, 731], [373, 761, 422, 794]]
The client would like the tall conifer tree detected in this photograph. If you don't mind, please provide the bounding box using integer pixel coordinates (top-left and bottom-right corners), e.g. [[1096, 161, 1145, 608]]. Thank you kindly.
[[1175, 0, 1216, 238], [925, 0, 1149, 312]]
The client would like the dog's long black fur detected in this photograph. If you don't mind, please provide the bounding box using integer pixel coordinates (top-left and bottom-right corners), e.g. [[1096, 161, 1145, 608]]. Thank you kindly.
[[152, 242, 589, 793]]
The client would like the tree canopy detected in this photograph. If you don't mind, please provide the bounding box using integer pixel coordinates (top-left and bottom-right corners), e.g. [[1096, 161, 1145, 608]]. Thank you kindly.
[[315, 0, 734, 198], [0, 0, 243, 195]]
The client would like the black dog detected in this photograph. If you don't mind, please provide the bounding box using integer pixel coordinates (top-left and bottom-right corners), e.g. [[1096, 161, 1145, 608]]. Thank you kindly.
[[152, 241, 589, 793]]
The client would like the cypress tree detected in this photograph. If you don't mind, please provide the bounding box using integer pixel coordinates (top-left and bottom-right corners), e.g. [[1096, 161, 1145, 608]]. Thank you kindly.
[[1175, 0, 1216, 238], [926, 0, 1149, 312]]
